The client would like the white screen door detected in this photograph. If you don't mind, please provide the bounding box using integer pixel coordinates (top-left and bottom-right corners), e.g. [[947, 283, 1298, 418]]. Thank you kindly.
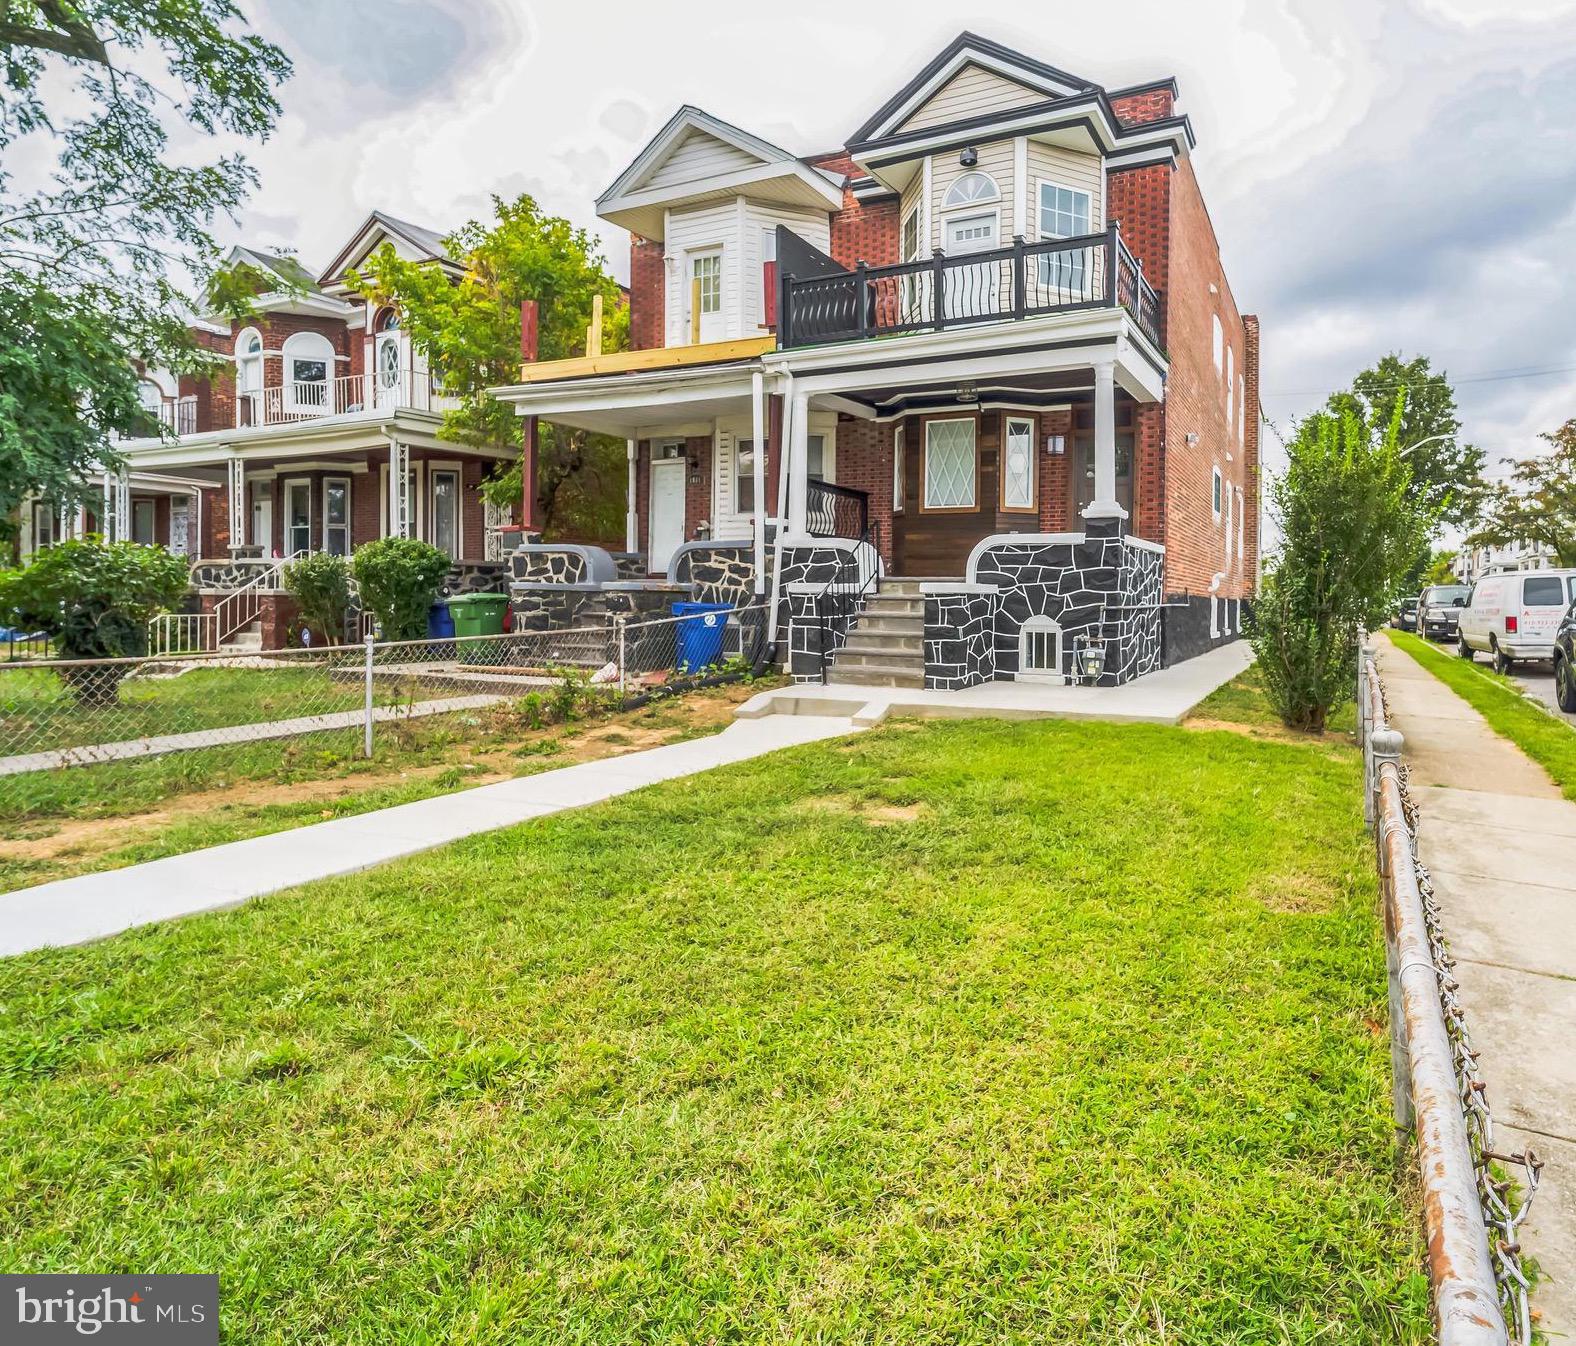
[[650, 453, 685, 570], [689, 251, 723, 343], [250, 487, 272, 553]]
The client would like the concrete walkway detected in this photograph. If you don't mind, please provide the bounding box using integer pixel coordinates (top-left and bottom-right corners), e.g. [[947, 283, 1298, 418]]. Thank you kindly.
[[0, 695, 505, 776], [0, 713, 858, 957], [738, 638, 1254, 726], [1378, 633, 1576, 1336]]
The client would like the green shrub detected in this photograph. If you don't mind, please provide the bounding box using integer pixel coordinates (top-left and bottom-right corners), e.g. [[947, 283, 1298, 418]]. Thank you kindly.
[[283, 551, 352, 645], [351, 538, 450, 640], [0, 538, 190, 702]]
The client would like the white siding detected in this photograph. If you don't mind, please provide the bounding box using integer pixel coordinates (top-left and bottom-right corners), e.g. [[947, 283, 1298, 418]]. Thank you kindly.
[[930, 139, 1016, 246], [896, 63, 1046, 133], [741, 202, 831, 331], [1024, 141, 1104, 237], [644, 129, 762, 191], [664, 201, 739, 345]]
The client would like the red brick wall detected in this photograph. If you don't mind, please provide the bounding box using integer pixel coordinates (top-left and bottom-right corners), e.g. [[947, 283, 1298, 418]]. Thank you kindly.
[[684, 435, 711, 536], [257, 313, 353, 391], [810, 151, 900, 269], [629, 236, 665, 350], [1107, 162, 1171, 296], [1156, 158, 1253, 597], [1110, 85, 1175, 127], [182, 328, 236, 433], [1242, 314, 1261, 594], [832, 416, 895, 566], [1038, 409, 1074, 532]]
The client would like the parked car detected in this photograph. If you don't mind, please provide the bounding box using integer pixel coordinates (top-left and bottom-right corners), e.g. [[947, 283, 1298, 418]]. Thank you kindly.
[[1554, 602, 1576, 711], [1391, 597, 1418, 631], [1418, 583, 1470, 640], [1457, 569, 1576, 672]]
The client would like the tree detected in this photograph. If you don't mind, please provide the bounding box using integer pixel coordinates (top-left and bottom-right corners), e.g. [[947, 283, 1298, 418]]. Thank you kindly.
[[1250, 404, 1435, 732], [350, 194, 629, 542], [1325, 354, 1486, 527], [0, 1, 291, 533], [1469, 419, 1576, 567]]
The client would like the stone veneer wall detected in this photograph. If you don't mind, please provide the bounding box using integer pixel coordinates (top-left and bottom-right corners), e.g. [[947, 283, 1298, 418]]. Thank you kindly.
[[778, 541, 874, 683], [970, 524, 1164, 686], [441, 562, 509, 596], [923, 589, 997, 691], [510, 546, 593, 584], [668, 541, 758, 606], [1162, 593, 1249, 666], [189, 558, 276, 591]]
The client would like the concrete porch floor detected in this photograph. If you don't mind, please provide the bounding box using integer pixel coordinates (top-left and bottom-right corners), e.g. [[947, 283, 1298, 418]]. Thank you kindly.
[[739, 640, 1254, 727]]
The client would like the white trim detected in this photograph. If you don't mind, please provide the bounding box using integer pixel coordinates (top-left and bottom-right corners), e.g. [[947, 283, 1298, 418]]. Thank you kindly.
[[427, 460, 463, 558], [965, 530, 1164, 581], [857, 94, 1188, 162], [922, 416, 978, 511], [379, 458, 424, 540], [858, 46, 1089, 143], [1017, 614, 1065, 684], [648, 439, 688, 570], [321, 474, 352, 556], [282, 476, 313, 556], [1012, 136, 1028, 238], [1002, 414, 1037, 511], [940, 170, 1001, 209], [892, 422, 905, 513], [920, 157, 933, 254]]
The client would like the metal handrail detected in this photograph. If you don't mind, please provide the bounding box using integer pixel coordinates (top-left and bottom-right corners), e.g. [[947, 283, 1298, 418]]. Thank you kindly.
[[811, 525, 882, 685]]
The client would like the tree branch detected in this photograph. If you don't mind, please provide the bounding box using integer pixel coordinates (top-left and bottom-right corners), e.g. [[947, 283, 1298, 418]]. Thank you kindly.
[[0, 0, 110, 66]]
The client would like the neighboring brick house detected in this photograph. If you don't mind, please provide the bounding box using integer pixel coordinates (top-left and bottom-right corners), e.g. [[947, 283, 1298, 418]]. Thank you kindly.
[[494, 32, 1259, 688], [30, 214, 520, 647]]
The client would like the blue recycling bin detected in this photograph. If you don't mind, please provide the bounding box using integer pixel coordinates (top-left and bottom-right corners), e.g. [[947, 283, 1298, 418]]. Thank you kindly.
[[672, 601, 732, 672], [426, 600, 454, 640]]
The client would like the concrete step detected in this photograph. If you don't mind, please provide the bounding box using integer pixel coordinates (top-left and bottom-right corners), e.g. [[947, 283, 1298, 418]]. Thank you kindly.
[[832, 648, 924, 674], [827, 665, 925, 688], [856, 614, 924, 636], [861, 596, 924, 619], [841, 634, 923, 656]]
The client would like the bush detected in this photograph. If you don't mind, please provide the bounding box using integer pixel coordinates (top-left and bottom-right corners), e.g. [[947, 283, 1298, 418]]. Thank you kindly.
[[283, 551, 352, 645], [351, 537, 450, 640], [0, 538, 190, 702]]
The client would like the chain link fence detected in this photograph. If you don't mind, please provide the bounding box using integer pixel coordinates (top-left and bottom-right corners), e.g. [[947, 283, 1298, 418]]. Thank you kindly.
[[0, 604, 771, 820], [1359, 645, 1540, 1346]]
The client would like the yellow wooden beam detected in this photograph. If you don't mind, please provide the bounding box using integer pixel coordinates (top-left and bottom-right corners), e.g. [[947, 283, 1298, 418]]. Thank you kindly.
[[690, 277, 702, 346], [514, 335, 776, 385], [585, 293, 604, 357]]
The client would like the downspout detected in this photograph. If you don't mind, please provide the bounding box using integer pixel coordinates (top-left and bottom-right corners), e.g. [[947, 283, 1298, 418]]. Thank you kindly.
[[765, 367, 795, 648]]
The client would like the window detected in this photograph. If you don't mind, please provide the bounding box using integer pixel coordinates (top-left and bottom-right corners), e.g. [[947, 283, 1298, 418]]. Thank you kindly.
[[285, 479, 311, 555], [1212, 465, 1223, 518], [893, 424, 905, 512], [430, 469, 459, 557], [1037, 182, 1092, 293], [235, 328, 262, 393], [692, 253, 721, 314], [283, 332, 334, 412], [901, 207, 920, 262], [1002, 416, 1036, 511], [1237, 376, 1246, 443], [323, 477, 351, 557], [735, 438, 758, 514], [923, 418, 977, 510], [806, 434, 826, 482], [1524, 575, 1566, 607], [1226, 346, 1235, 418], [1019, 616, 1064, 681], [942, 171, 1000, 209], [1211, 315, 1223, 373], [31, 501, 58, 551], [131, 498, 156, 545], [137, 380, 165, 425], [170, 499, 190, 556]]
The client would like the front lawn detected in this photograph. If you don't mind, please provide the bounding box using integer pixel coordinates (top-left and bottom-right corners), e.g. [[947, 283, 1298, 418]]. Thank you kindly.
[[0, 717, 1428, 1342], [1388, 629, 1576, 800]]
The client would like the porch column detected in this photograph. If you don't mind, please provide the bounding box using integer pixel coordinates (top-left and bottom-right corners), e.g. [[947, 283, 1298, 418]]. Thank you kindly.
[[521, 417, 540, 534], [227, 455, 245, 550], [114, 470, 130, 542], [388, 439, 411, 538], [751, 369, 767, 594], [1082, 360, 1127, 523], [101, 469, 113, 541], [625, 438, 638, 553], [787, 387, 810, 536]]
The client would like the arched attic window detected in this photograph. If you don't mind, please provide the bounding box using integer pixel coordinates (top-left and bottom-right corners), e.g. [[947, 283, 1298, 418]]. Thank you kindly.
[[235, 327, 263, 394], [942, 171, 1001, 210]]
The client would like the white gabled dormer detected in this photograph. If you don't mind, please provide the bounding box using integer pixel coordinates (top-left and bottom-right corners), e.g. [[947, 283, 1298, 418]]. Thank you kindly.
[[598, 107, 845, 346]]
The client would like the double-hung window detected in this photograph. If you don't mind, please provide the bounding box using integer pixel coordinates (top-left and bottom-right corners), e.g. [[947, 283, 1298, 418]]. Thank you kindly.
[[323, 477, 351, 556], [693, 254, 721, 313], [1038, 182, 1092, 298], [735, 438, 758, 514], [1212, 466, 1223, 519]]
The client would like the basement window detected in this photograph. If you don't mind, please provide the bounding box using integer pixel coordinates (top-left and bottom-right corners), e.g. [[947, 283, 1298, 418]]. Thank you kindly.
[[1019, 616, 1064, 682]]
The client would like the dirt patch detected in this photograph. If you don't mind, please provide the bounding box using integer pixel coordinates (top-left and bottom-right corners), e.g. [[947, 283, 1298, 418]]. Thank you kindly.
[[1183, 716, 1354, 749], [795, 793, 930, 826], [0, 680, 776, 879], [1245, 870, 1342, 914]]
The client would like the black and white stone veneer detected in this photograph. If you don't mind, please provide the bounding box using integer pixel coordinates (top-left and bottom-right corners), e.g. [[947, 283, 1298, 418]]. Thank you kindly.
[[969, 523, 1164, 686], [779, 541, 878, 683], [668, 541, 758, 606], [440, 562, 509, 597], [190, 558, 278, 591], [923, 587, 997, 690], [508, 543, 617, 586]]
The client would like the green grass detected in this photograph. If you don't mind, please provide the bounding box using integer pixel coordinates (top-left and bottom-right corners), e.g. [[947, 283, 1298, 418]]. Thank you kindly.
[[0, 717, 1428, 1343], [1389, 629, 1576, 800], [1186, 664, 1358, 740]]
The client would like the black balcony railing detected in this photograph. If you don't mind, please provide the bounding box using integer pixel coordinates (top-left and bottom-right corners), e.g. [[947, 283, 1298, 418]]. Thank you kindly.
[[805, 478, 869, 541], [777, 222, 1162, 352]]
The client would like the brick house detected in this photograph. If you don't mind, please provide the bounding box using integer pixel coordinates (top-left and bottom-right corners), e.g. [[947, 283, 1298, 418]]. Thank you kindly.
[[491, 33, 1259, 688], [29, 214, 516, 649]]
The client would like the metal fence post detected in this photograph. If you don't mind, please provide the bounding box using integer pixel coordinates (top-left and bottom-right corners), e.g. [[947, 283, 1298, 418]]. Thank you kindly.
[[614, 615, 627, 708], [363, 633, 375, 758], [1370, 727, 1403, 876]]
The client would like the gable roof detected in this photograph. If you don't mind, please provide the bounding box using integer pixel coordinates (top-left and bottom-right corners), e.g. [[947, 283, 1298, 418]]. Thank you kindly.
[[228, 245, 321, 294], [596, 106, 845, 241], [317, 210, 459, 290], [851, 31, 1102, 144]]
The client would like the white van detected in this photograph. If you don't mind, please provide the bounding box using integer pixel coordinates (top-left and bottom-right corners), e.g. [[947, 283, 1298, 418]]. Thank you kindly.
[[1457, 569, 1576, 671]]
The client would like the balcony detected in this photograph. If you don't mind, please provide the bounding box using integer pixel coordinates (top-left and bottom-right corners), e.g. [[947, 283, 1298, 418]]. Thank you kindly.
[[236, 372, 460, 429], [776, 223, 1162, 353]]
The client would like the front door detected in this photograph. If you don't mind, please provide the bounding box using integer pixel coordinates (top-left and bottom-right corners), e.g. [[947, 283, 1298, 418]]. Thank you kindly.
[[688, 250, 723, 343], [284, 480, 312, 556], [943, 212, 999, 319], [250, 486, 273, 554], [375, 331, 403, 410], [650, 451, 686, 572], [170, 500, 190, 556]]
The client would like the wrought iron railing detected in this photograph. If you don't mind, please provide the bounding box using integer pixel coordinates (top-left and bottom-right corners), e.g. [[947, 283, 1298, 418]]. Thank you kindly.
[[778, 222, 1162, 352], [805, 479, 869, 541]]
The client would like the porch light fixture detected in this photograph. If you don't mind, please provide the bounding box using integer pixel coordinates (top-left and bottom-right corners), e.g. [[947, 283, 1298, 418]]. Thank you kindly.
[[956, 381, 978, 403], [1045, 434, 1066, 456], [1076, 639, 1107, 684], [960, 147, 979, 167]]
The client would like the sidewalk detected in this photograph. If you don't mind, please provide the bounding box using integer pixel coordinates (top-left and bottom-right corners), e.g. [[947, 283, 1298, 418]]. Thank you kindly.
[[1377, 633, 1576, 1335], [0, 713, 858, 957]]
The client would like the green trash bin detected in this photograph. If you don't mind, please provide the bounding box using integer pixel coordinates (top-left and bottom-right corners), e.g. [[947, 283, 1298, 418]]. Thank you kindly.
[[450, 593, 509, 665]]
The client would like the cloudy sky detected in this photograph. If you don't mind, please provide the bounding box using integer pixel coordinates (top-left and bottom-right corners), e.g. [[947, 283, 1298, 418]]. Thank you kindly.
[[225, 0, 1576, 491]]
